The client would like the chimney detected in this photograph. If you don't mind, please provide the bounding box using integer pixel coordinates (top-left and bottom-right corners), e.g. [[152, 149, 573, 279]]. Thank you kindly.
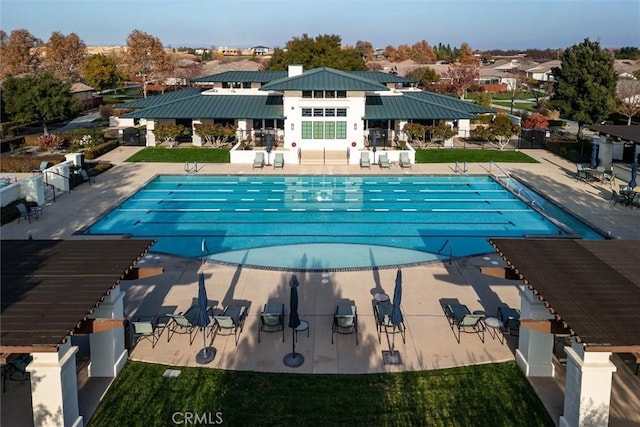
[[288, 64, 303, 77]]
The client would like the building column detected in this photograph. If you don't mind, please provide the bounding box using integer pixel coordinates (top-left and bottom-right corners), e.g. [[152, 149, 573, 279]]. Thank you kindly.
[[515, 287, 556, 377], [28, 340, 82, 427], [88, 285, 128, 377], [598, 137, 613, 171], [559, 339, 616, 427]]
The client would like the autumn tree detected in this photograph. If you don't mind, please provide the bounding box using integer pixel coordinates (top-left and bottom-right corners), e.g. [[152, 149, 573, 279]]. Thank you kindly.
[[153, 124, 188, 147], [616, 79, 640, 125], [82, 53, 120, 92], [383, 45, 398, 62], [405, 67, 440, 88], [1, 73, 80, 134], [550, 38, 618, 138], [121, 30, 173, 98], [355, 40, 374, 62], [444, 62, 480, 99], [0, 29, 41, 78], [490, 114, 517, 150], [265, 34, 366, 71], [194, 123, 237, 147], [411, 40, 436, 64], [457, 42, 478, 64], [42, 32, 87, 81]]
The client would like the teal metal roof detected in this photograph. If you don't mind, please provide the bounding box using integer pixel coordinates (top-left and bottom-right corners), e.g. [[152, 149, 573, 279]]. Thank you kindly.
[[116, 87, 203, 109], [402, 91, 495, 114], [364, 95, 478, 120], [191, 71, 287, 83], [260, 67, 389, 91], [349, 71, 415, 84], [121, 94, 284, 119]]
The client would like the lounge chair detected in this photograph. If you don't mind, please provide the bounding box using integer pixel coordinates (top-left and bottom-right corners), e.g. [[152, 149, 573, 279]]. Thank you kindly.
[[373, 302, 406, 344], [360, 152, 370, 168], [378, 153, 390, 168], [80, 169, 95, 184], [258, 303, 285, 343], [273, 152, 284, 169], [166, 305, 213, 344], [332, 304, 358, 345], [131, 316, 161, 348], [32, 161, 49, 174], [253, 152, 265, 169], [444, 303, 485, 343], [497, 305, 521, 336], [399, 152, 411, 168], [16, 203, 38, 224], [213, 305, 248, 346]]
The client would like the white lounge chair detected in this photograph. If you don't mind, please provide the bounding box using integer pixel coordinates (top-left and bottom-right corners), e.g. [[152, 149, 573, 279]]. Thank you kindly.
[[378, 153, 390, 168], [273, 152, 284, 169], [360, 152, 370, 168], [399, 152, 411, 168], [253, 152, 265, 169]]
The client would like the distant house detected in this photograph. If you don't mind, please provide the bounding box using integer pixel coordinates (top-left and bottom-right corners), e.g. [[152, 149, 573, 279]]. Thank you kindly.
[[525, 60, 561, 82], [250, 46, 271, 56], [70, 82, 102, 110]]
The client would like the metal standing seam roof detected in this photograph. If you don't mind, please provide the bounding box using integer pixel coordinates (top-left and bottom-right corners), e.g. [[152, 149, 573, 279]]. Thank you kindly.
[[364, 95, 478, 120], [0, 239, 155, 351], [191, 71, 288, 83], [489, 238, 640, 352], [402, 91, 495, 114], [115, 87, 204, 109], [121, 94, 284, 119], [348, 71, 415, 84], [260, 67, 390, 92]]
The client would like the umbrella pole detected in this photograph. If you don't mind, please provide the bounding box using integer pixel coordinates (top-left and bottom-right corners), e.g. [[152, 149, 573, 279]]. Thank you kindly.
[[292, 328, 296, 354], [202, 328, 207, 357]]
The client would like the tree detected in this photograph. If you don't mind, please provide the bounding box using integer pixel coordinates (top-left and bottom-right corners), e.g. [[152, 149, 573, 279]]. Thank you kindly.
[[489, 115, 517, 150], [457, 42, 478, 64], [1, 73, 80, 134], [411, 40, 436, 64], [0, 29, 41, 78], [42, 32, 87, 82], [383, 45, 398, 62], [405, 67, 440, 88], [550, 38, 618, 138], [395, 44, 412, 61], [121, 30, 173, 98], [194, 123, 237, 147], [153, 124, 187, 147], [616, 80, 640, 125], [523, 112, 549, 129], [265, 34, 366, 71], [355, 40, 374, 62], [474, 92, 492, 107], [83, 54, 120, 92], [443, 62, 480, 99]]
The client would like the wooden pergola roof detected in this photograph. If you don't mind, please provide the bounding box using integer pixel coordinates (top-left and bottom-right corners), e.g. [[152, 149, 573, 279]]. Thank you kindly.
[[0, 239, 154, 353], [489, 239, 640, 352], [587, 125, 640, 144]]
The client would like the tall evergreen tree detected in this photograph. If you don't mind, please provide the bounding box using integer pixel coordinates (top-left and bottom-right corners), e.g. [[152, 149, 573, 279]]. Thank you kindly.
[[550, 38, 618, 138]]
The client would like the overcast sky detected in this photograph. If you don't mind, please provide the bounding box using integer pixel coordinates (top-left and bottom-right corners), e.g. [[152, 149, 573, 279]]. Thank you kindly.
[[2, 0, 639, 50]]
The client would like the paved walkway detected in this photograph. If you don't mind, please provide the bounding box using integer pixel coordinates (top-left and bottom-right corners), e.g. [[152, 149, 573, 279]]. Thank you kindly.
[[2, 147, 639, 426]]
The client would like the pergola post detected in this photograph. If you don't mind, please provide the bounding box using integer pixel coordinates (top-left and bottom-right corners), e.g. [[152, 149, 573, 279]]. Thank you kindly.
[[559, 339, 616, 427], [28, 340, 82, 427], [88, 285, 128, 377], [516, 287, 555, 377]]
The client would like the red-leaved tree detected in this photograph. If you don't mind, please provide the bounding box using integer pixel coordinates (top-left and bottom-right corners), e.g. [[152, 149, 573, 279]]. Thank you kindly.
[[444, 62, 479, 99], [523, 112, 549, 129]]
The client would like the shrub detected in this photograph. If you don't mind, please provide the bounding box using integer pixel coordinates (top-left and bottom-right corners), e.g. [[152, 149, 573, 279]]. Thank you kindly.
[[37, 134, 65, 150], [0, 154, 65, 173], [99, 104, 113, 121], [84, 140, 120, 160]]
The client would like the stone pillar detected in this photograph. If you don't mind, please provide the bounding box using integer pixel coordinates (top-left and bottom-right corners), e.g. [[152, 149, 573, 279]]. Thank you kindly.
[[559, 339, 616, 427], [598, 137, 613, 171], [20, 175, 46, 206], [515, 287, 556, 377], [88, 285, 128, 377], [28, 340, 82, 427]]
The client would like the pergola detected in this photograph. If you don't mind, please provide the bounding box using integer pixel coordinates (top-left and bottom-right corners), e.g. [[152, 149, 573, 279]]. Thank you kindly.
[[1, 239, 158, 427], [487, 238, 640, 427]]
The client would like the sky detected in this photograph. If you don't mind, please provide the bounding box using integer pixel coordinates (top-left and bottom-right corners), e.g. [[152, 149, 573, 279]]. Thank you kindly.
[[2, 0, 639, 51]]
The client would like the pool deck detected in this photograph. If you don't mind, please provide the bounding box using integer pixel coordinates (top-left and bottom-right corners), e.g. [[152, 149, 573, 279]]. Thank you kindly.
[[2, 147, 639, 426]]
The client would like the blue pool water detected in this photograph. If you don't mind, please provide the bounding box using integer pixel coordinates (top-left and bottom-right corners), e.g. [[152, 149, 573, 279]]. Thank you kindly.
[[85, 175, 603, 270]]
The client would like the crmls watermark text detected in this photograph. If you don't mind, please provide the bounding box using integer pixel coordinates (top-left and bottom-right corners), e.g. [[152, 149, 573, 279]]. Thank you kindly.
[[172, 411, 223, 425]]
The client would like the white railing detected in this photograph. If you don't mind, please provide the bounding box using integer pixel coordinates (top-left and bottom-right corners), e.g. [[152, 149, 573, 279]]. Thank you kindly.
[[490, 161, 544, 209]]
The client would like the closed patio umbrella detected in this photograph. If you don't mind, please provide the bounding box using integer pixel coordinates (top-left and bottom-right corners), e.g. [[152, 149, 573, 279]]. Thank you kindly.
[[284, 275, 303, 367], [629, 158, 638, 189], [195, 270, 214, 364], [390, 269, 403, 355], [372, 132, 377, 164], [265, 133, 272, 165]]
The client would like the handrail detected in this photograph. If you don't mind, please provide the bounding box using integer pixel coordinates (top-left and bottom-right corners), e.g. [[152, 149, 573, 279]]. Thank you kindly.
[[43, 181, 56, 203], [44, 170, 71, 192], [490, 161, 542, 209]]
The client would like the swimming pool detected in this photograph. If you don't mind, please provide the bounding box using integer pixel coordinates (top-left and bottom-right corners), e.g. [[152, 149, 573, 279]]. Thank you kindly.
[[85, 175, 603, 270]]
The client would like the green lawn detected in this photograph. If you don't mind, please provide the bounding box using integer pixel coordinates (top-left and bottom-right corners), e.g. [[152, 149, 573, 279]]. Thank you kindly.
[[126, 147, 230, 163], [87, 361, 553, 427], [415, 149, 538, 164]]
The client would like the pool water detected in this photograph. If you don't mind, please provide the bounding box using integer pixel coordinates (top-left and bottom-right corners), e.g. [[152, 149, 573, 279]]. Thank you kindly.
[[85, 175, 603, 270]]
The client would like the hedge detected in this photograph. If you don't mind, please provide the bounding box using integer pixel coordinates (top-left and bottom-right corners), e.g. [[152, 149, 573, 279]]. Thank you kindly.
[[84, 140, 120, 160]]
